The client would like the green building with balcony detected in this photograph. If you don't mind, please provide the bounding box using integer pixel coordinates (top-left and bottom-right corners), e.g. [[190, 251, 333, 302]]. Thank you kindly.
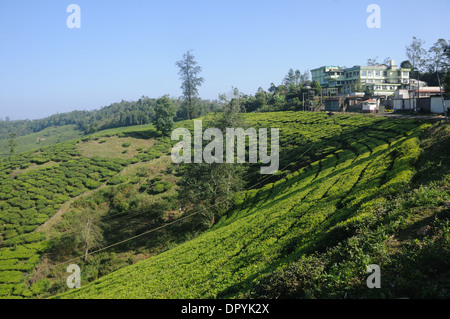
[[311, 60, 411, 97]]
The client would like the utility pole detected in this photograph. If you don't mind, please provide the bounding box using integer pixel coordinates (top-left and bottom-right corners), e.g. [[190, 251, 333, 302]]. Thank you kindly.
[[437, 46, 449, 123], [302, 93, 306, 112], [436, 69, 447, 123]]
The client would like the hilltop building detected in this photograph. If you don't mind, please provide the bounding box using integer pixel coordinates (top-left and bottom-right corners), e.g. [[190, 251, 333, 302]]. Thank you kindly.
[[311, 60, 411, 96]]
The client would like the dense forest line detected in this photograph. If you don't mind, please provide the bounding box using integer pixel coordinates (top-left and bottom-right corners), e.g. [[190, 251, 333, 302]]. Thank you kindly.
[[0, 97, 222, 140], [2, 67, 448, 142]]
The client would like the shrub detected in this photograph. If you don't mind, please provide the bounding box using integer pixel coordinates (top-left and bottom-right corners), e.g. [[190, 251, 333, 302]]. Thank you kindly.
[[0, 271, 23, 283], [152, 181, 172, 194], [84, 179, 103, 190], [107, 176, 128, 186]]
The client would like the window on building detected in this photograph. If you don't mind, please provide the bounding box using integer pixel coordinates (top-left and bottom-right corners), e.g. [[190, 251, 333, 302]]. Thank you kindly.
[[368, 79, 374, 83], [361, 71, 367, 76], [403, 71, 408, 77], [375, 71, 380, 76], [403, 79, 408, 84], [368, 71, 373, 76], [383, 71, 387, 77]]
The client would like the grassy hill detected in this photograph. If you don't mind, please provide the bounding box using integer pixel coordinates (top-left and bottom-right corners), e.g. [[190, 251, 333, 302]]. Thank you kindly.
[[0, 123, 179, 298], [54, 112, 448, 299], [0, 112, 448, 299], [0, 125, 83, 158]]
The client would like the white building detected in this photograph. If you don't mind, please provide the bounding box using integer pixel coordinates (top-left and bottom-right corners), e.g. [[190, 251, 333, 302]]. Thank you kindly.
[[393, 87, 444, 111], [361, 99, 378, 113]]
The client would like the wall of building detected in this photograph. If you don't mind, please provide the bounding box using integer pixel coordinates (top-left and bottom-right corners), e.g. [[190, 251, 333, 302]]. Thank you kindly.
[[311, 63, 411, 97], [430, 96, 450, 114]]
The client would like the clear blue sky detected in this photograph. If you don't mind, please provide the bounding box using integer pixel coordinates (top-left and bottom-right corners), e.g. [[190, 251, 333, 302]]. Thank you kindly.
[[0, 0, 449, 120]]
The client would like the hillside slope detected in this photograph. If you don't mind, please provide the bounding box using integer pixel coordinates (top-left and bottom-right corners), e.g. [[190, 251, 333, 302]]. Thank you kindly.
[[0, 125, 83, 158], [0, 123, 178, 298], [55, 114, 450, 299]]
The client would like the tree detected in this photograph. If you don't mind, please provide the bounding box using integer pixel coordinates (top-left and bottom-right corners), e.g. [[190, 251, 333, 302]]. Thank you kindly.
[[178, 93, 247, 228], [367, 56, 379, 66], [400, 60, 413, 69], [300, 70, 310, 84], [176, 50, 205, 120], [295, 70, 302, 85], [283, 69, 297, 87], [406, 37, 427, 112], [219, 87, 246, 114], [8, 133, 17, 157], [406, 36, 427, 74], [427, 39, 450, 73], [365, 84, 375, 96], [427, 39, 450, 122], [311, 80, 322, 95], [153, 95, 177, 137], [352, 78, 364, 93], [383, 57, 392, 65], [73, 211, 104, 262]]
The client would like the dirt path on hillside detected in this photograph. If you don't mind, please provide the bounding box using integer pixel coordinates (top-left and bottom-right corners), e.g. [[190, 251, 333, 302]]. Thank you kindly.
[[35, 154, 175, 235]]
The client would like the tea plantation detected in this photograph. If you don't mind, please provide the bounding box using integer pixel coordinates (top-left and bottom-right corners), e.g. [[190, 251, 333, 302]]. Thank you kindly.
[[52, 112, 449, 299], [0, 124, 174, 298]]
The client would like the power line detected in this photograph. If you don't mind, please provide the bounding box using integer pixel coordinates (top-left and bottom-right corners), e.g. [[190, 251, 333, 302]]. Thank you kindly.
[[0, 135, 319, 251], [0, 131, 324, 289]]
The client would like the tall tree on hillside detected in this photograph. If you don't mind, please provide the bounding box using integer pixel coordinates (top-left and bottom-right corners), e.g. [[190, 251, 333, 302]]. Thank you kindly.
[[427, 39, 449, 122], [153, 95, 177, 137], [178, 90, 247, 228], [426, 39, 450, 73], [73, 211, 104, 262], [406, 37, 427, 111], [300, 69, 310, 84], [176, 50, 205, 120], [283, 69, 297, 87], [406, 37, 427, 74], [311, 80, 322, 95], [295, 70, 302, 85], [8, 133, 17, 157]]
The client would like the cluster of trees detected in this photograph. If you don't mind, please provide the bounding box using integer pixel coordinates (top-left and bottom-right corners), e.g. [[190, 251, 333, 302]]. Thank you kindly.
[[403, 38, 449, 76], [177, 89, 248, 228], [212, 73, 322, 114], [402, 37, 450, 97], [0, 111, 90, 140], [0, 96, 222, 140], [76, 96, 221, 135], [367, 38, 450, 96], [0, 50, 320, 144]]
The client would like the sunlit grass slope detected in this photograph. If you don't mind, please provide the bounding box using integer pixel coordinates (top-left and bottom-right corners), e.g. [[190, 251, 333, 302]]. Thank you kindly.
[[0, 125, 83, 158], [56, 112, 445, 299]]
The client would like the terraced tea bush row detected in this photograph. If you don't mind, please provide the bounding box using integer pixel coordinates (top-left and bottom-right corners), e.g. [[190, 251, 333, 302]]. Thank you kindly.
[[57, 113, 431, 299], [0, 130, 169, 298]]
